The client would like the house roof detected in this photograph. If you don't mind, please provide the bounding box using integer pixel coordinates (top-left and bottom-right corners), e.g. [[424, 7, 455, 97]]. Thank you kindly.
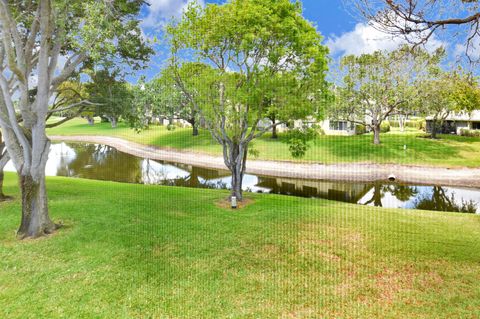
[[426, 110, 480, 121]]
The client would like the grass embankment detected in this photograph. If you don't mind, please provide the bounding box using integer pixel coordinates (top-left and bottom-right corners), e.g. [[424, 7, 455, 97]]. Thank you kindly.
[[1, 172, 479, 318], [47, 118, 480, 167]]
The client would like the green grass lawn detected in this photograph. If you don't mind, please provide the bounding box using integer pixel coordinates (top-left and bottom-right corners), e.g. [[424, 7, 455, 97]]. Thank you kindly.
[[0, 172, 479, 318], [47, 118, 480, 167]]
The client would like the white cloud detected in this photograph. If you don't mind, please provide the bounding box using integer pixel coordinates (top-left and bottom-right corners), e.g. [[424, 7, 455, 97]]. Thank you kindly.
[[454, 39, 480, 61], [327, 23, 446, 56], [142, 0, 205, 29]]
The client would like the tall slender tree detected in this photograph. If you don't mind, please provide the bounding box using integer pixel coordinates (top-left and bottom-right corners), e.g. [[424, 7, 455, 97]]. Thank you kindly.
[[0, 0, 151, 238], [168, 0, 328, 201]]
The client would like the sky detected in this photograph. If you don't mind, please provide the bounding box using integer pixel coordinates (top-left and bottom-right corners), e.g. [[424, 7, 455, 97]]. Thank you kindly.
[[134, 0, 470, 82]]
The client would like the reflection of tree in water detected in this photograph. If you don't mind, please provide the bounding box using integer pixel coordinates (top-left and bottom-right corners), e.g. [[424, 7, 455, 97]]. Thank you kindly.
[[363, 183, 388, 207], [57, 144, 143, 183], [144, 162, 230, 190], [390, 185, 418, 201], [363, 184, 419, 207], [414, 186, 477, 214]]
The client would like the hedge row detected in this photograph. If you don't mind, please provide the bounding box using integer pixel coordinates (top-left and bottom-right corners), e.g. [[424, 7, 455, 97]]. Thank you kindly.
[[459, 129, 480, 137]]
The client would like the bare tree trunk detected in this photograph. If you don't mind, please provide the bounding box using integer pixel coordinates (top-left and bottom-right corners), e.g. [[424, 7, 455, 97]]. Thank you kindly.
[[373, 124, 381, 145], [189, 117, 199, 136], [271, 123, 278, 139], [0, 170, 7, 201], [0, 132, 9, 201], [270, 115, 278, 139], [17, 174, 56, 238], [86, 116, 94, 126], [111, 117, 117, 128], [398, 115, 405, 132], [225, 142, 248, 201]]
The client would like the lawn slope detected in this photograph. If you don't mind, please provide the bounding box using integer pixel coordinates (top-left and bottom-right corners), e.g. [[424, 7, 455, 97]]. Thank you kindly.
[[47, 118, 480, 167], [0, 173, 479, 318]]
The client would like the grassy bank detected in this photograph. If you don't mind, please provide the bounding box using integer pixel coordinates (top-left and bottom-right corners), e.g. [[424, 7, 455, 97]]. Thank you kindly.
[[47, 118, 480, 167], [0, 172, 479, 318]]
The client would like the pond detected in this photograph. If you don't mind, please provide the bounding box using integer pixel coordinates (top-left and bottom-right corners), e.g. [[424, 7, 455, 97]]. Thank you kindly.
[[5, 142, 480, 214]]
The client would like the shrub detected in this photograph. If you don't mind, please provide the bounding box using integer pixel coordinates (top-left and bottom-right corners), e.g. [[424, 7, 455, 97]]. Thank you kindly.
[[380, 121, 391, 133], [355, 124, 366, 135], [167, 124, 176, 131], [283, 127, 318, 158], [459, 129, 480, 137]]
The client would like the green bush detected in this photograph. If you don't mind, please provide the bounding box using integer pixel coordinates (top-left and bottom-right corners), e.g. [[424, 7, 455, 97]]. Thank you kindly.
[[459, 129, 480, 137], [355, 124, 366, 135], [418, 120, 426, 131], [316, 127, 326, 136], [167, 124, 176, 131], [380, 121, 391, 133]]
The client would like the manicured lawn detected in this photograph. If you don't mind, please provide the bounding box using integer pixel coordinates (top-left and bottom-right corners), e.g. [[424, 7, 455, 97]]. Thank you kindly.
[[47, 118, 480, 167], [0, 172, 479, 318]]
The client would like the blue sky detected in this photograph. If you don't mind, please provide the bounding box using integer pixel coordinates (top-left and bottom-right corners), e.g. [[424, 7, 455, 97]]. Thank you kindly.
[[135, 0, 469, 81]]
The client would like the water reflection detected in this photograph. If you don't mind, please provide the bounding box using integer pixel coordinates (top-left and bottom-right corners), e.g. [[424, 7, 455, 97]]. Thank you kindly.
[[5, 142, 480, 214]]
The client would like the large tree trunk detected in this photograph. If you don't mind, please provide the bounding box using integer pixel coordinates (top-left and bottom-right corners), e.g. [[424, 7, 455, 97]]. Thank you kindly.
[[17, 174, 56, 238], [373, 124, 381, 145], [0, 169, 7, 201]]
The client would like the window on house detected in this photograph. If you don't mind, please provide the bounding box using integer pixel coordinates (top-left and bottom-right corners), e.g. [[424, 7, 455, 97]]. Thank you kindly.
[[472, 122, 480, 130], [330, 121, 348, 131]]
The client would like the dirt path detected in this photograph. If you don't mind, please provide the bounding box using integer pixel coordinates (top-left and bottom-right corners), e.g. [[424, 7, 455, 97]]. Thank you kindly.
[[49, 135, 480, 188]]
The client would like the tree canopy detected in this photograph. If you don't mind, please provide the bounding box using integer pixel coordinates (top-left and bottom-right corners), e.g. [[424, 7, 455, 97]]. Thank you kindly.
[[0, 0, 152, 238], [167, 0, 329, 200]]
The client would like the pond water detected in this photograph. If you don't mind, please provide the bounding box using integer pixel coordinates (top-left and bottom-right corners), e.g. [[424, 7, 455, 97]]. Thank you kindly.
[[5, 142, 480, 214]]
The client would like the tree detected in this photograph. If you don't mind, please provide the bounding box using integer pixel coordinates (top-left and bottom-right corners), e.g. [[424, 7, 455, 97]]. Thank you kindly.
[[0, 0, 152, 238], [414, 68, 480, 138], [168, 0, 328, 201], [333, 46, 442, 144], [354, 0, 480, 62], [415, 70, 455, 139], [86, 70, 133, 128], [46, 80, 99, 128], [139, 66, 200, 136]]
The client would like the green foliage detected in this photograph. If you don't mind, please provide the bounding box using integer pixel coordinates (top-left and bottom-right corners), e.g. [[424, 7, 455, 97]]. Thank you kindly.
[[47, 118, 480, 167], [355, 124, 366, 135], [459, 129, 480, 137], [333, 45, 444, 144], [389, 119, 426, 130], [413, 67, 479, 131], [85, 70, 133, 126], [380, 122, 391, 133], [168, 0, 329, 150], [284, 127, 319, 158]]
